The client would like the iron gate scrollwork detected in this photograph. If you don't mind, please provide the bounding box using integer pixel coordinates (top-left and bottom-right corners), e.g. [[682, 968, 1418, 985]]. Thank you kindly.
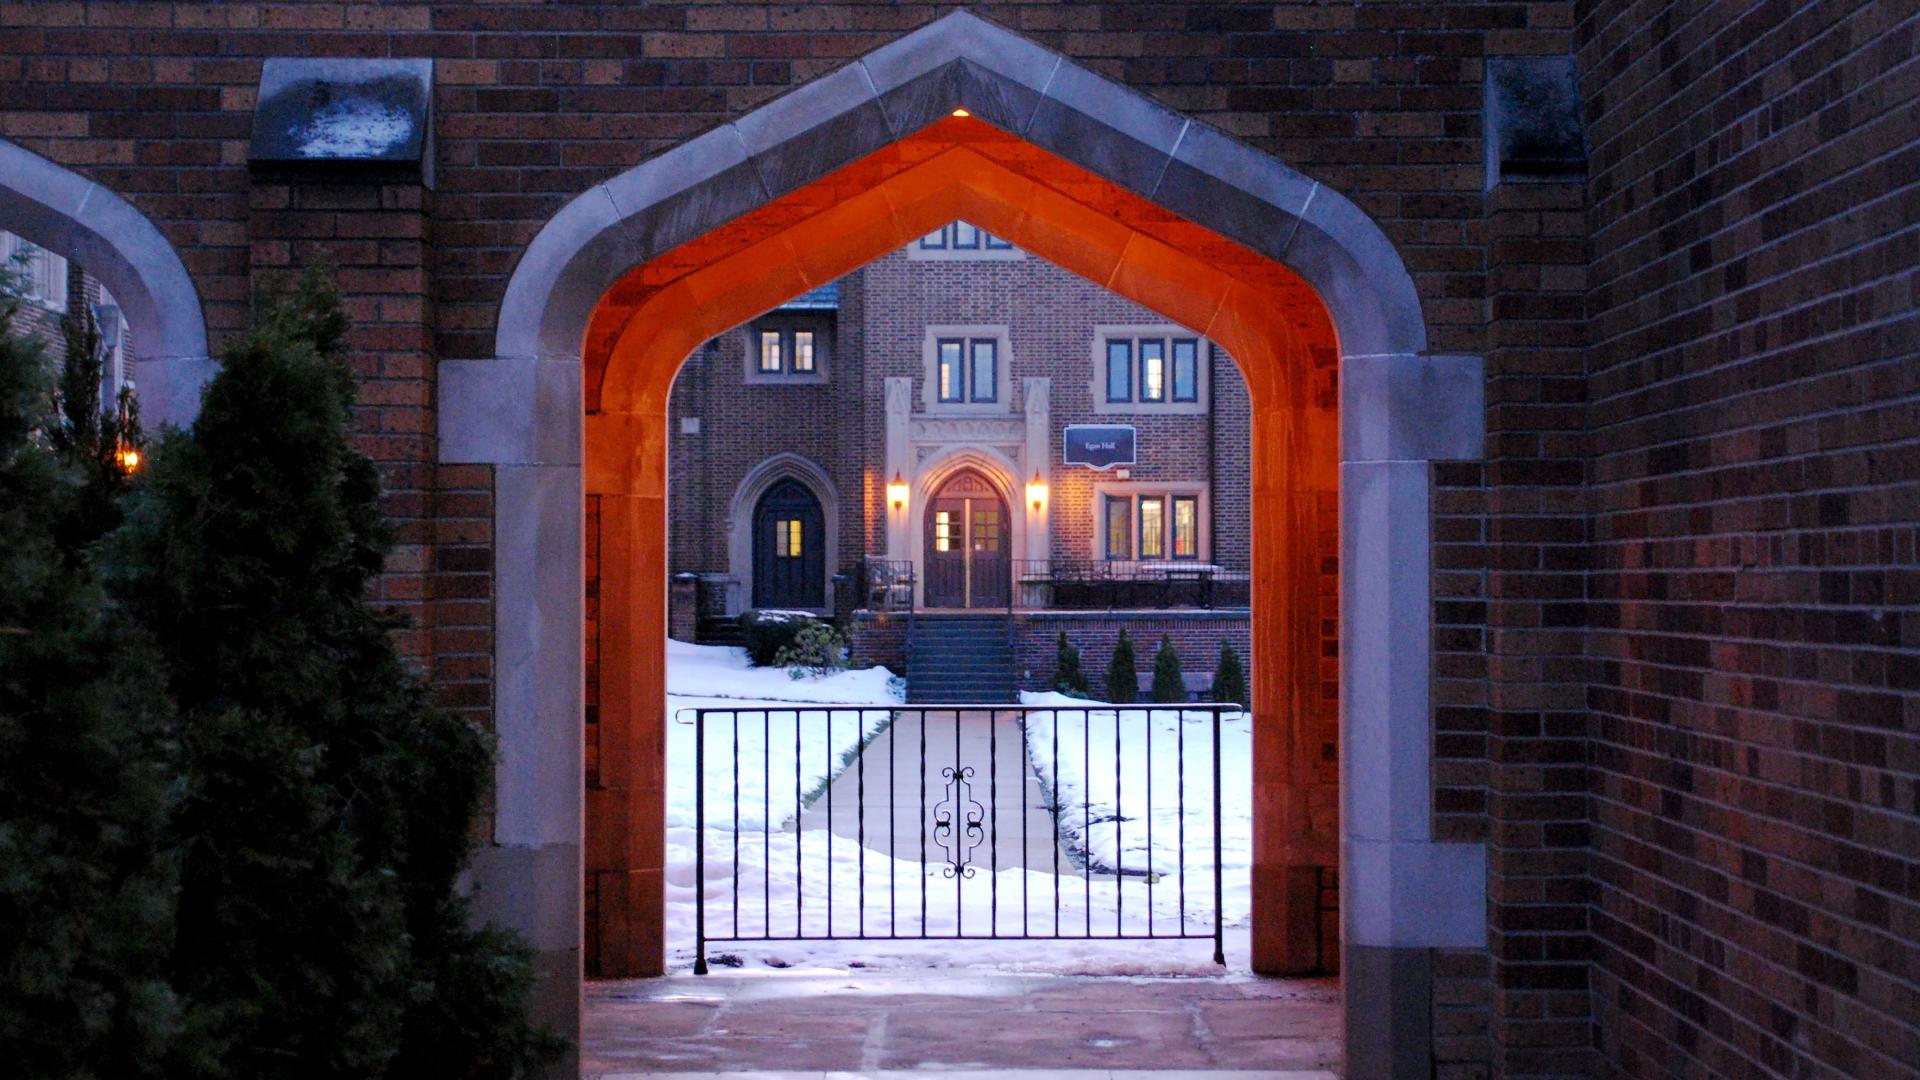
[[686, 703, 1233, 973]]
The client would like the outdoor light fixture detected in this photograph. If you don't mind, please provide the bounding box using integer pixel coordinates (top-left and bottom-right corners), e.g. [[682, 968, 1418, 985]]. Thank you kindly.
[[888, 472, 909, 510], [951, 108, 970, 117], [115, 444, 141, 473], [1027, 471, 1048, 513]]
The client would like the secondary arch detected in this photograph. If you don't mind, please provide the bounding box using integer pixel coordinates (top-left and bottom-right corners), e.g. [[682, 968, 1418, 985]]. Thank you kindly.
[[0, 137, 212, 427]]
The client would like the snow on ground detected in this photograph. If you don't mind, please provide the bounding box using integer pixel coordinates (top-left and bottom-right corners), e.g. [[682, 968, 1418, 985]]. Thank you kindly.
[[665, 640, 900, 831], [1018, 690, 1253, 926], [660, 645, 1252, 976]]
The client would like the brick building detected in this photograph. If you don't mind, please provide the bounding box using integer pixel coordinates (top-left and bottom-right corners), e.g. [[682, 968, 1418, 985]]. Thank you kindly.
[[1, 229, 134, 409], [663, 226, 1263, 695], [0, 4, 1913, 1078]]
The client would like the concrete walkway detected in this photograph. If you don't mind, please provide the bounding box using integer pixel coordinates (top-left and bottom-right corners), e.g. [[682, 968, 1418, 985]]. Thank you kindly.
[[798, 709, 1082, 880], [584, 972, 1342, 1076]]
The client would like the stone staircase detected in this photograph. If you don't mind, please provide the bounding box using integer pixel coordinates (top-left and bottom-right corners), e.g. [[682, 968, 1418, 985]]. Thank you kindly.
[[905, 613, 1016, 704]]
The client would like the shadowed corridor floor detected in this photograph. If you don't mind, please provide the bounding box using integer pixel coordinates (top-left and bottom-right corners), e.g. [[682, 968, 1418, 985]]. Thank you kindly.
[[583, 971, 1342, 1077]]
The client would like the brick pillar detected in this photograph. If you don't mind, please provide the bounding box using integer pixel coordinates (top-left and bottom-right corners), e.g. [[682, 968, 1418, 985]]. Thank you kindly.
[[247, 175, 438, 660], [1481, 179, 1596, 1077]]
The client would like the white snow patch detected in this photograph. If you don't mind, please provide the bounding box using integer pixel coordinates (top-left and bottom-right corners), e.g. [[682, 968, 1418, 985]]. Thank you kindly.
[[295, 98, 412, 158]]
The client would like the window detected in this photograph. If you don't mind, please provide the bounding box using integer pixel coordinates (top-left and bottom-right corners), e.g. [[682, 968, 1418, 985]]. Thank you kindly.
[[1099, 488, 1205, 562], [937, 336, 998, 404], [1140, 339, 1166, 402], [1098, 331, 1204, 409], [2, 233, 68, 312], [1171, 496, 1198, 558], [1106, 340, 1132, 402], [1139, 497, 1166, 559], [934, 510, 954, 552], [748, 316, 829, 380], [778, 518, 804, 557], [1171, 339, 1199, 402], [916, 220, 1016, 254], [1104, 496, 1132, 560]]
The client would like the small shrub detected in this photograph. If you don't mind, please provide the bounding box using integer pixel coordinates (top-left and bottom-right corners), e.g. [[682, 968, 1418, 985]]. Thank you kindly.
[[1211, 639, 1248, 706], [740, 608, 818, 666], [774, 621, 848, 679], [1104, 629, 1138, 704], [1053, 631, 1090, 697], [1149, 635, 1186, 703]]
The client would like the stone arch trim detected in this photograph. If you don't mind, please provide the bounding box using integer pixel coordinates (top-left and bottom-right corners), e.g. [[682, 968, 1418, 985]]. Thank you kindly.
[[0, 137, 212, 427], [724, 452, 840, 617], [442, 10, 1489, 1071], [492, 9, 1423, 366]]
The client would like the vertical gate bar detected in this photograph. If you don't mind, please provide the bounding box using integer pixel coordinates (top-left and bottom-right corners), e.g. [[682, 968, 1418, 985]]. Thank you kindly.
[[794, 709, 802, 939], [763, 711, 771, 938], [1178, 703, 1187, 934], [858, 709, 866, 939], [826, 709, 833, 938], [1084, 707, 1091, 938], [1213, 707, 1225, 966], [694, 710, 708, 975], [954, 708, 963, 938], [990, 704, 999, 936], [1115, 705, 1123, 936], [1052, 707, 1061, 937], [919, 708, 927, 936], [732, 711, 740, 941], [1147, 704, 1154, 938], [1020, 710, 1028, 937], [889, 707, 898, 937]]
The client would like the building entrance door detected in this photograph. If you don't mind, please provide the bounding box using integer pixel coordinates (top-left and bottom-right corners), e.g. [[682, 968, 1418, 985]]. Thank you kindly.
[[752, 478, 825, 608], [923, 470, 1009, 609]]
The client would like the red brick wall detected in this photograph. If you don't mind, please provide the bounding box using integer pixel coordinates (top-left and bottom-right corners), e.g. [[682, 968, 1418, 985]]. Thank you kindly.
[[1576, 0, 1919, 1076]]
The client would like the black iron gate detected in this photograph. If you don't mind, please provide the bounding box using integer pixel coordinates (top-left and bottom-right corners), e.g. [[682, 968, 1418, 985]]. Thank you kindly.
[[684, 703, 1234, 973]]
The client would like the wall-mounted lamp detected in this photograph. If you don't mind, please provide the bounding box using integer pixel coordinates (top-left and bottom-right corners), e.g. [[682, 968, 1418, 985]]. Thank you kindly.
[[888, 471, 909, 511], [115, 445, 142, 473], [1027, 471, 1048, 513], [951, 108, 971, 118]]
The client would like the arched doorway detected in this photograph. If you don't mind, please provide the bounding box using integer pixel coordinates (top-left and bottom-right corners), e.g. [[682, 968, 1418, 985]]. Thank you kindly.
[[751, 478, 825, 608], [447, 11, 1489, 1073], [923, 468, 1009, 609]]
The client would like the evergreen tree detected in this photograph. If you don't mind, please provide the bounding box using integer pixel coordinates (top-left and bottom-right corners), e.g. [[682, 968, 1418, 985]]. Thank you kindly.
[[1052, 631, 1090, 696], [1211, 639, 1248, 707], [0, 292, 180, 1078], [1104, 629, 1138, 703], [1149, 635, 1186, 703], [106, 266, 561, 1079], [49, 298, 143, 554]]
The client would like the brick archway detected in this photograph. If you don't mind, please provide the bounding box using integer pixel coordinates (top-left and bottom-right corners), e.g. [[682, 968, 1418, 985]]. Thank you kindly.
[[440, 12, 1486, 1075], [0, 137, 212, 428]]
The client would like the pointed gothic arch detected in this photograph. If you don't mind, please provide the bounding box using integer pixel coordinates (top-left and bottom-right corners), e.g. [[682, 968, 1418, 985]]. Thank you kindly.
[[0, 137, 213, 427], [440, 12, 1487, 1074]]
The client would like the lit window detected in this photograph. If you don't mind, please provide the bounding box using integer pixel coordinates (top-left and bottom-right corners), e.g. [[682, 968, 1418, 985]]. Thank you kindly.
[[934, 510, 954, 552], [1139, 338, 1166, 402], [1172, 339, 1199, 402], [1104, 496, 1132, 560], [1101, 333, 1202, 406], [937, 339, 964, 402], [1172, 496, 1198, 559], [1139, 497, 1165, 559], [1106, 340, 1132, 402], [750, 318, 828, 379], [781, 519, 804, 557], [936, 335, 998, 404]]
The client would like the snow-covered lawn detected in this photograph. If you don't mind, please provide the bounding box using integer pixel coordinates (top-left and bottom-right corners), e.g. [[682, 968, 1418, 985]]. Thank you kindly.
[[1018, 691, 1252, 928], [665, 640, 900, 832]]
